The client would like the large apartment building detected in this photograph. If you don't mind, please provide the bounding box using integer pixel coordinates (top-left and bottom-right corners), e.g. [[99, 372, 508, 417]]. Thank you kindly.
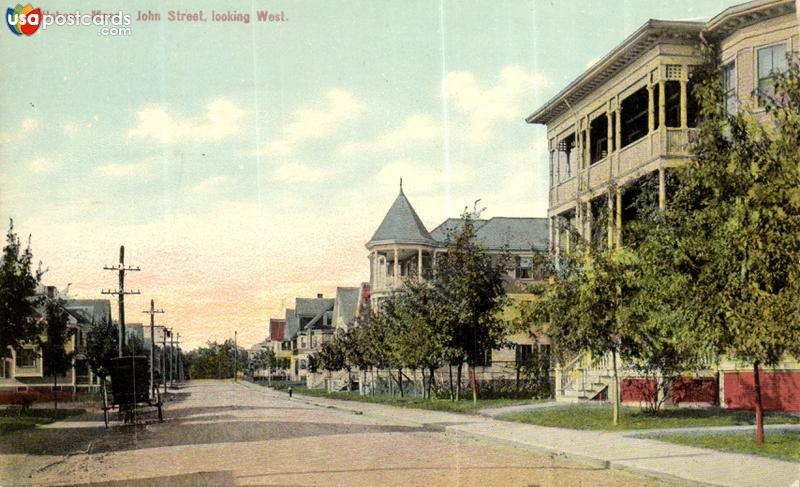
[[528, 0, 799, 411]]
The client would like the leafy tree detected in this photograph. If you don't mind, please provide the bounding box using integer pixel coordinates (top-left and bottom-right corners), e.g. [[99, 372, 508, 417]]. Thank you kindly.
[[435, 207, 511, 403], [667, 53, 800, 445], [41, 297, 75, 410], [0, 220, 44, 361], [250, 349, 276, 381], [186, 339, 247, 380], [384, 279, 447, 398], [85, 316, 119, 381]]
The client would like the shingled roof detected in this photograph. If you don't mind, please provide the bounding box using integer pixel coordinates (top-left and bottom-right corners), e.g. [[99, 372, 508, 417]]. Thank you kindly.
[[367, 184, 437, 247], [430, 217, 548, 252]]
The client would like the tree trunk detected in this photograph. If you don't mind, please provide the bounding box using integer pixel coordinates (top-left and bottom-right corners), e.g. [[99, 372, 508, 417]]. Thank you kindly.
[[362, 369, 367, 396], [612, 349, 620, 426], [420, 368, 426, 399], [371, 367, 375, 397], [397, 368, 404, 397], [53, 374, 58, 410], [754, 361, 764, 446], [428, 365, 435, 399], [448, 363, 454, 401], [470, 365, 478, 405], [456, 362, 463, 402]]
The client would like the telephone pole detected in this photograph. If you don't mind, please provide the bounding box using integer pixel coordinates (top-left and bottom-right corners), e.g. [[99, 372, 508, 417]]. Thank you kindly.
[[233, 330, 238, 383], [142, 300, 164, 399], [102, 245, 140, 357], [174, 333, 181, 385], [159, 326, 171, 396], [169, 331, 176, 387]]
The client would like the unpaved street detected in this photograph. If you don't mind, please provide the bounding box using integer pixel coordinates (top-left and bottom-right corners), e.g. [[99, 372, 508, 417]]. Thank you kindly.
[[1, 381, 671, 486]]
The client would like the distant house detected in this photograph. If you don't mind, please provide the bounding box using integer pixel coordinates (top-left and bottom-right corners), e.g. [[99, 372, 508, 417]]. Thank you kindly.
[[1, 286, 111, 395], [331, 286, 363, 331], [286, 294, 335, 381], [63, 298, 112, 391]]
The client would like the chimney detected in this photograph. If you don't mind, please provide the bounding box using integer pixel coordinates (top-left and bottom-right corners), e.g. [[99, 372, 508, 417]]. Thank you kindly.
[[316, 293, 323, 299]]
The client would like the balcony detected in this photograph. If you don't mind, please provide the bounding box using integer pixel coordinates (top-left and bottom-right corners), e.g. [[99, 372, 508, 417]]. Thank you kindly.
[[550, 127, 693, 209]]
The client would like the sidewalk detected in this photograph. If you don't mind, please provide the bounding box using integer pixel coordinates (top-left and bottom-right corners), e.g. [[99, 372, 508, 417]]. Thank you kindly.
[[245, 382, 800, 487]]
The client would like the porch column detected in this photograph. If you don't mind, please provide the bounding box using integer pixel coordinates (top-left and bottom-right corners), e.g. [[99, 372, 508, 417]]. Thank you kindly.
[[554, 216, 561, 258], [647, 85, 655, 133], [417, 248, 422, 281], [614, 107, 622, 151], [615, 188, 622, 247], [575, 122, 582, 173], [393, 247, 399, 287], [585, 201, 593, 242], [679, 71, 688, 129], [659, 167, 666, 211], [606, 110, 613, 155], [607, 193, 614, 249], [585, 117, 591, 167]]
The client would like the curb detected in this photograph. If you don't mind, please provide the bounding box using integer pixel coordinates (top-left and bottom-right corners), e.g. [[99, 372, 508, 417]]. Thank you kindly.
[[445, 424, 721, 487]]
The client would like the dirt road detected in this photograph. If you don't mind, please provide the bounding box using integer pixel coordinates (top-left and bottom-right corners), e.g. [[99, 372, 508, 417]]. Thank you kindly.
[[1, 380, 672, 486]]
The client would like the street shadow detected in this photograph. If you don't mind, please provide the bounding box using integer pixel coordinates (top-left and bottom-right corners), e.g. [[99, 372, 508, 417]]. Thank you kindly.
[[54, 470, 236, 486], [0, 419, 427, 456]]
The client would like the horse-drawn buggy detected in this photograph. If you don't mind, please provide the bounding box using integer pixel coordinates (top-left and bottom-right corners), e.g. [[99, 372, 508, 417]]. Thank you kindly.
[[102, 355, 163, 427]]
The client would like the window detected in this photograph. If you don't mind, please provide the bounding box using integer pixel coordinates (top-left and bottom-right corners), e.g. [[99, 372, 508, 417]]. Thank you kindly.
[[757, 44, 787, 98], [515, 344, 533, 365], [16, 348, 36, 368], [722, 62, 737, 115], [515, 256, 533, 280]]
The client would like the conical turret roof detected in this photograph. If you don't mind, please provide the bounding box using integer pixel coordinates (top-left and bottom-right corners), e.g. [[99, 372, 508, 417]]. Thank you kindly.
[[367, 183, 436, 247]]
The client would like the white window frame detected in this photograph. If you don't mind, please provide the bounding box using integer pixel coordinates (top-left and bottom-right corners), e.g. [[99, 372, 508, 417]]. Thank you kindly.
[[755, 41, 788, 102]]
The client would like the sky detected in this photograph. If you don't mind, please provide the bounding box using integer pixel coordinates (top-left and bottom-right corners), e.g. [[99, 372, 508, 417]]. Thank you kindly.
[[0, 0, 744, 349]]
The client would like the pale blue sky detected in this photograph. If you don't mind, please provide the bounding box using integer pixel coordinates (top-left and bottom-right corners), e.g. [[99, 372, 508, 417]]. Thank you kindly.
[[0, 0, 743, 348]]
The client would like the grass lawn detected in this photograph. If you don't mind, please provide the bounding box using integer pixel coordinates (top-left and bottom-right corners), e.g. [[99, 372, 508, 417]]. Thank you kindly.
[[652, 431, 800, 462], [502, 404, 800, 431], [277, 386, 547, 414], [0, 408, 86, 435]]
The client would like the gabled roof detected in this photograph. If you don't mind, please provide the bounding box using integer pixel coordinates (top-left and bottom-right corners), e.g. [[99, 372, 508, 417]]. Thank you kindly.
[[332, 287, 360, 329], [475, 217, 549, 252], [430, 217, 548, 252], [64, 299, 112, 326], [430, 218, 489, 242], [295, 297, 335, 317], [367, 185, 437, 247]]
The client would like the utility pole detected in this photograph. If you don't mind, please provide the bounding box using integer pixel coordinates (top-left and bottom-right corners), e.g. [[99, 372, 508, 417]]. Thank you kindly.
[[174, 333, 181, 384], [142, 300, 164, 399], [169, 331, 176, 387], [162, 327, 171, 395], [233, 330, 238, 383], [102, 245, 140, 357]]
